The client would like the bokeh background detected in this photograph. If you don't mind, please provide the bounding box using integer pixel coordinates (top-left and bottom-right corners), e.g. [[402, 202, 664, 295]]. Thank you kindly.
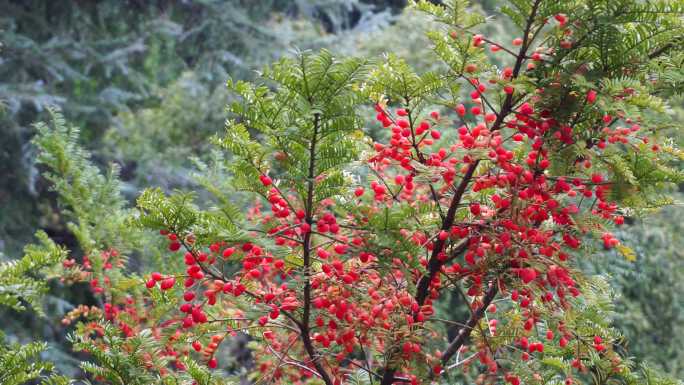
[[1, 0, 682, 379]]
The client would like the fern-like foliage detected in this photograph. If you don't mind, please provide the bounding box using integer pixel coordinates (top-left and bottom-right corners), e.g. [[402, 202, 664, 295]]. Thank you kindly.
[[28, 109, 250, 384], [0, 332, 71, 385], [0, 231, 68, 385], [135, 187, 250, 247], [32, 107, 138, 254], [0, 231, 66, 315], [68, 322, 240, 385], [215, 49, 369, 205], [69, 324, 166, 385]]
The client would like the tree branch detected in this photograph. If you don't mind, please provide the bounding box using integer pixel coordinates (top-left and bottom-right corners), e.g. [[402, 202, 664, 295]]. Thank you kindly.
[[299, 112, 334, 385], [440, 283, 498, 366]]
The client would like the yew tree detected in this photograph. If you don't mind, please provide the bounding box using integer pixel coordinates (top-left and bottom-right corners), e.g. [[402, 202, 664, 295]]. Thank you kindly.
[[23, 0, 684, 385]]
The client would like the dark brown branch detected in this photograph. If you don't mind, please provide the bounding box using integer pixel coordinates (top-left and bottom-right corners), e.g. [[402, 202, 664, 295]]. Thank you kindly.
[[441, 283, 498, 366], [414, 161, 479, 306], [648, 41, 678, 59], [300, 113, 334, 385]]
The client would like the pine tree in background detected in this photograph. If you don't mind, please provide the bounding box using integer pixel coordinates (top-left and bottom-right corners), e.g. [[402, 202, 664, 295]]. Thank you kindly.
[[0, 0, 397, 256], [1, 0, 684, 384]]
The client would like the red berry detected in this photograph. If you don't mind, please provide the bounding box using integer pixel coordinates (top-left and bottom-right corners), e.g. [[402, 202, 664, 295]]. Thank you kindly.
[[417, 121, 430, 135], [456, 104, 466, 117], [208, 358, 217, 369], [334, 244, 348, 255], [222, 247, 235, 258], [184, 252, 196, 265], [520, 268, 537, 284], [249, 269, 261, 278], [160, 277, 176, 290], [554, 14, 567, 25], [169, 241, 181, 252], [587, 89, 597, 104], [259, 175, 272, 186]]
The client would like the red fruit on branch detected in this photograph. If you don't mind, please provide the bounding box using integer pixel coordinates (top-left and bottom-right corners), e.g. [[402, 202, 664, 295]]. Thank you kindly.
[[554, 14, 568, 26], [587, 89, 597, 104], [259, 175, 272, 186], [160, 277, 176, 290], [208, 358, 217, 369], [168, 241, 181, 252], [520, 268, 537, 284], [456, 104, 466, 117]]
